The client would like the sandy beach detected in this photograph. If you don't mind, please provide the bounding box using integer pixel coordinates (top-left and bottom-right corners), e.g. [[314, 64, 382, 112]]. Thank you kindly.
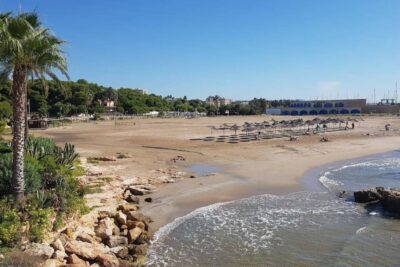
[[36, 115, 400, 230]]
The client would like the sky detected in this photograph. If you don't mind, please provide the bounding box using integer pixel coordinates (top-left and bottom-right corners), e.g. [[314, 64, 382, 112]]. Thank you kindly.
[[1, 0, 399, 101]]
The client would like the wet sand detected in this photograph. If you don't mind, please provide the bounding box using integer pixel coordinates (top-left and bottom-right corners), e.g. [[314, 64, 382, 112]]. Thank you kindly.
[[36, 115, 400, 230]]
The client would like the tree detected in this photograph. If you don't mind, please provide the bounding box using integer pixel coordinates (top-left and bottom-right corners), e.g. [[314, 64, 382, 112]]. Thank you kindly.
[[0, 12, 68, 202]]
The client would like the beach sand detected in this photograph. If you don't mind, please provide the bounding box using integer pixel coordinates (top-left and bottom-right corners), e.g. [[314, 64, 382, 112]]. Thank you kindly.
[[36, 115, 400, 230]]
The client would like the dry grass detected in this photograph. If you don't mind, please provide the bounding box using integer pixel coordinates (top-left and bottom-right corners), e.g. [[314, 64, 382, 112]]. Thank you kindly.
[[0, 250, 44, 267]]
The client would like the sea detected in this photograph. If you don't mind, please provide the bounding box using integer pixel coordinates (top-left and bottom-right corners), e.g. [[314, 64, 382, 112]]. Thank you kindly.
[[148, 151, 400, 267]]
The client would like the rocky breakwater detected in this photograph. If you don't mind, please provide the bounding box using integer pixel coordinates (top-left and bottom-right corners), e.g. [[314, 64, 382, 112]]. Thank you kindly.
[[354, 187, 400, 213], [26, 184, 155, 267]]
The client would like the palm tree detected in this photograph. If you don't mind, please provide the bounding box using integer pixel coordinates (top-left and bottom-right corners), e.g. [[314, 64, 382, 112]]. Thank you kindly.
[[0, 12, 68, 203]]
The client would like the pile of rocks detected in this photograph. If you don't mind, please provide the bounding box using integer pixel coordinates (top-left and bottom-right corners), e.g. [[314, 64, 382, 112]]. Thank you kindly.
[[27, 204, 153, 267]]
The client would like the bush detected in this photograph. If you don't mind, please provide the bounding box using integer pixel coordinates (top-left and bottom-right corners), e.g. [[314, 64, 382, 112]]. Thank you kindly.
[[0, 201, 21, 247], [28, 208, 54, 243]]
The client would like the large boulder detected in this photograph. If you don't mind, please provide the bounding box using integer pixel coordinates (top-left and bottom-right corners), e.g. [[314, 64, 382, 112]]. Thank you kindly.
[[64, 240, 107, 260], [25, 243, 54, 259], [96, 253, 120, 267], [353, 188, 382, 203], [117, 204, 138, 214], [105, 236, 128, 248], [66, 254, 87, 265], [53, 250, 67, 261], [95, 217, 115, 240], [51, 239, 64, 252], [127, 184, 155, 195], [128, 227, 143, 243], [377, 188, 400, 212], [115, 211, 127, 226]]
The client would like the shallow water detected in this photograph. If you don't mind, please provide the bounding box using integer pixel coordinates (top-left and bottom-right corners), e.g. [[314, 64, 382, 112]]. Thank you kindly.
[[149, 151, 400, 267]]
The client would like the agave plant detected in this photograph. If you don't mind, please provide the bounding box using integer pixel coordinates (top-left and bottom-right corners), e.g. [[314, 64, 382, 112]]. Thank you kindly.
[[25, 136, 56, 160], [54, 143, 78, 167]]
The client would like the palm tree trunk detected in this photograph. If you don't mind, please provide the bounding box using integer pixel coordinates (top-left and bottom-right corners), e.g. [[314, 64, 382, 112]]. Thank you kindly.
[[11, 66, 27, 203]]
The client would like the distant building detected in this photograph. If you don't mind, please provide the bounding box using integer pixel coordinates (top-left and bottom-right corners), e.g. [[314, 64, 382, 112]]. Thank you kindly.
[[206, 96, 233, 107], [135, 88, 147, 95], [99, 98, 115, 112], [272, 99, 366, 115]]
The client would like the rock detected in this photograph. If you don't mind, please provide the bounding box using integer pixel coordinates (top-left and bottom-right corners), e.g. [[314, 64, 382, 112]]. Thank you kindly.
[[26, 243, 54, 259], [116, 246, 129, 259], [125, 195, 140, 204], [76, 232, 96, 243], [96, 253, 120, 267], [126, 211, 152, 229], [105, 235, 128, 248], [144, 197, 152, 203], [109, 246, 126, 254], [67, 254, 87, 265], [134, 232, 151, 245], [94, 217, 115, 240], [90, 264, 101, 267], [51, 239, 64, 252], [354, 187, 400, 213], [117, 204, 138, 214], [121, 229, 128, 236], [93, 156, 116, 162], [354, 188, 383, 203], [128, 244, 149, 256], [377, 187, 400, 212], [65, 240, 107, 260], [43, 259, 63, 267], [53, 250, 67, 261], [113, 226, 120, 236], [115, 211, 127, 225], [128, 227, 143, 243], [98, 210, 116, 220], [127, 184, 155, 195], [189, 175, 196, 178], [126, 220, 145, 230]]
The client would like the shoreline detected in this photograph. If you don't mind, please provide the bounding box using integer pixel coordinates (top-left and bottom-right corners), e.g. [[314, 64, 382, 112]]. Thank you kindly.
[[141, 139, 400, 231]]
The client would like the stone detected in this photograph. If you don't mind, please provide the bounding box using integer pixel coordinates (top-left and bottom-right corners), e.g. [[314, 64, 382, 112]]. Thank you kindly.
[[90, 264, 101, 267], [134, 232, 150, 245], [43, 259, 63, 267], [105, 235, 128, 248], [144, 197, 152, 203], [96, 253, 120, 267], [354, 188, 382, 203], [98, 210, 116, 220], [94, 217, 115, 240], [377, 187, 400, 212], [128, 244, 148, 256], [115, 211, 127, 225], [126, 220, 145, 230], [127, 184, 155, 195], [25, 243, 54, 259], [125, 195, 140, 204], [53, 250, 67, 261], [113, 226, 120, 236], [121, 229, 128, 236], [128, 227, 143, 243], [116, 246, 129, 259], [117, 204, 138, 214], [65, 240, 107, 260], [76, 232, 96, 243], [67, 254, 87, 265], [109, 246, 126, 254], [51, 239, 64, 252]]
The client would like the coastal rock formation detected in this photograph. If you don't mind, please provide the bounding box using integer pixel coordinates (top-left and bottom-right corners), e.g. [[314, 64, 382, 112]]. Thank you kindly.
[[354, 187, 400, 213]]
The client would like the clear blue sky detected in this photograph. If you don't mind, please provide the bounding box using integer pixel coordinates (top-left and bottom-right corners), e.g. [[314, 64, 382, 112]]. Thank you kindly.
[[1, 0, 399, 101]]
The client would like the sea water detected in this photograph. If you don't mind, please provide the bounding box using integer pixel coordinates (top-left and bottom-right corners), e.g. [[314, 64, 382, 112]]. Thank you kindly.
[[148, 151, 400, 267]]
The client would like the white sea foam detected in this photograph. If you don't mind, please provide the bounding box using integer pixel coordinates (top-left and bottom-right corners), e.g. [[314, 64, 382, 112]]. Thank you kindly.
[[319, 172, 344, 191], [356, 226, 367, 234]]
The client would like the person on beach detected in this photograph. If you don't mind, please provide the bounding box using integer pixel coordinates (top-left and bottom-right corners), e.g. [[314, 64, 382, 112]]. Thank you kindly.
[[352, 122, 355, 129]]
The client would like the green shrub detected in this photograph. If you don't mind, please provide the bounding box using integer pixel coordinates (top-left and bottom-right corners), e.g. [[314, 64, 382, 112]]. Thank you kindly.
[[0, 201, 21, 247], [28, 209, 54, 243]]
